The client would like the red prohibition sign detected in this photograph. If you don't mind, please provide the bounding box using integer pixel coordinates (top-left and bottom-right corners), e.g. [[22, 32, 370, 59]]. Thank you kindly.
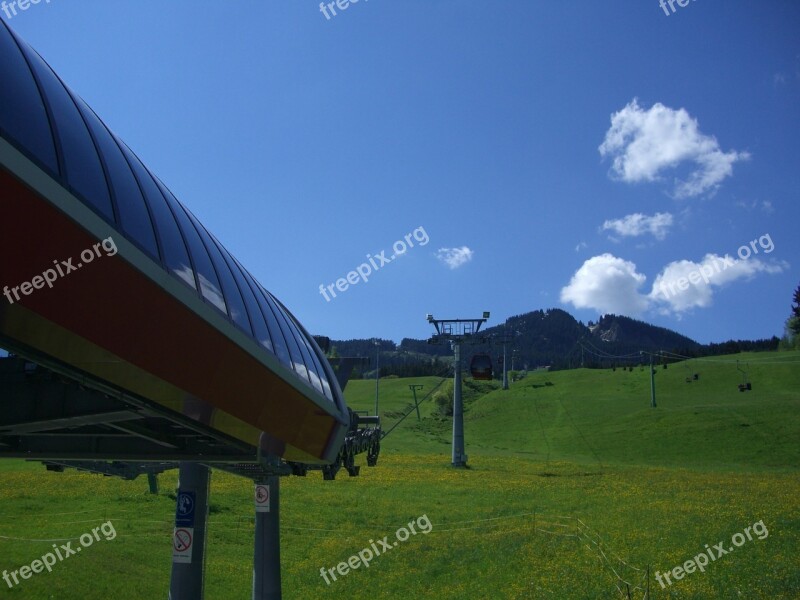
[[174, 528, 192, 552], [256, 486, 269, 503]]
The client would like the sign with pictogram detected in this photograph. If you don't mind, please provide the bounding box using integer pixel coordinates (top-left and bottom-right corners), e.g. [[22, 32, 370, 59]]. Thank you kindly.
[[172, 527, 193, 563], [255, 484, 270, 513], [175, 491, 196, 527]]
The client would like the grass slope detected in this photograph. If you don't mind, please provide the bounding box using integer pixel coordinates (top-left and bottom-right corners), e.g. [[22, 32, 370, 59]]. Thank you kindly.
[[347, 351, 800, 470], [0, 351, 797, 599]]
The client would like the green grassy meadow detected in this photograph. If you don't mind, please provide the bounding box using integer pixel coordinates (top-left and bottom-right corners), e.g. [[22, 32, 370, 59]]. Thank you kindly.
[[0, 351, 798, 598]]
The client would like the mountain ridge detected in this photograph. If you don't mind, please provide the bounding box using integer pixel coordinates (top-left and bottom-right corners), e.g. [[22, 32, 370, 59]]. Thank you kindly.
[[320, 308, 779, 375]]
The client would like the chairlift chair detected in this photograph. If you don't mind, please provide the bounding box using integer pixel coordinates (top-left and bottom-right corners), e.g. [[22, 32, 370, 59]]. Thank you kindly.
[[736, 361, 752, 392]]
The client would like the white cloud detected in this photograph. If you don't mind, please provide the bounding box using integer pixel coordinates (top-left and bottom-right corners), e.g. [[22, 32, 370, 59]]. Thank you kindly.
[[575, 241, 588, 252], [560, 254, 650, 315], [650, 254, 787, 314], [561, 250, 787, 317], [598, 99, 749, 198], [436, 246, 473, 269], [737, 199, 775, 215], [601, 212, 673, 240]]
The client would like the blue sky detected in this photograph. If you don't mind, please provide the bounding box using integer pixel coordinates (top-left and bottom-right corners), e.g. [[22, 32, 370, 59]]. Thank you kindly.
[[4, 1, 798, 345]]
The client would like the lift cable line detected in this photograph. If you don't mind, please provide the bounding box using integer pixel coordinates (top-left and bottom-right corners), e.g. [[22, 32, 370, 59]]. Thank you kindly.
[[380, 372, 451, 440], [409, 384, 424, 421], [379, 348, 501, 442], [577, 339, 643, 361], [658, 349, 800, 364], [553, 393, 605, 468], [484, 326, 521, 389], [378, 344, 505, 442], [579, 341, 794, 405], [575, 342, 661, 408]]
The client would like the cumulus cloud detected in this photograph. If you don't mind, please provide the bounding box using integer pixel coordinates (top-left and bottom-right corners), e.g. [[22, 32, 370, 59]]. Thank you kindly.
[[562, 245, 786, 317], [736, 199, 775, 214], [436, 246, 473, 269], [650, 252, 787, 314], [560, 254, 650, 315], [601, 212, 673, 240], [598, 99, 749, 198]]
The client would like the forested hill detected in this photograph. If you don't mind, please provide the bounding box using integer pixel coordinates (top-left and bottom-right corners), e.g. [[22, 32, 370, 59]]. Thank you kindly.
[[322, 308, 779, 375]]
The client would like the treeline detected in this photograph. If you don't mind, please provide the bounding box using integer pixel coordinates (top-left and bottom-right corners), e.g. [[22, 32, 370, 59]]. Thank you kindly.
[[350, 356, 452, 379], [320, 308, 784, 378]]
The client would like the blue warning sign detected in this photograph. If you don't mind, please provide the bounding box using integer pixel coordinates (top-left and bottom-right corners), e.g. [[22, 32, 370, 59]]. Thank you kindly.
[[175, 491, 196, 527]]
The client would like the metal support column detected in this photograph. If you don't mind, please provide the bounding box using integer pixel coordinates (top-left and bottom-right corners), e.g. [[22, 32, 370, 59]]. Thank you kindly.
[[649, 354, 657, 408], [409, 384, 423, 421], [148, 472, 159, 495], [169, 462, 211, 600], [502, 342, 509, 390], [426, 312, 488, 468], [452, 342, 466, 467], [374, 341, 380, 417], [253, 476, 281, 600]]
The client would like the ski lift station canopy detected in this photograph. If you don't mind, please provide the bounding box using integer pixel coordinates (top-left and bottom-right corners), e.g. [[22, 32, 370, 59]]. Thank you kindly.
[[0, 20, 349, 466]]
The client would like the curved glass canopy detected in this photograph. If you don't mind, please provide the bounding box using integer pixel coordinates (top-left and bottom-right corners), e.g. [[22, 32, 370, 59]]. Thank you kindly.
[[0, 20, 338, 407]]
